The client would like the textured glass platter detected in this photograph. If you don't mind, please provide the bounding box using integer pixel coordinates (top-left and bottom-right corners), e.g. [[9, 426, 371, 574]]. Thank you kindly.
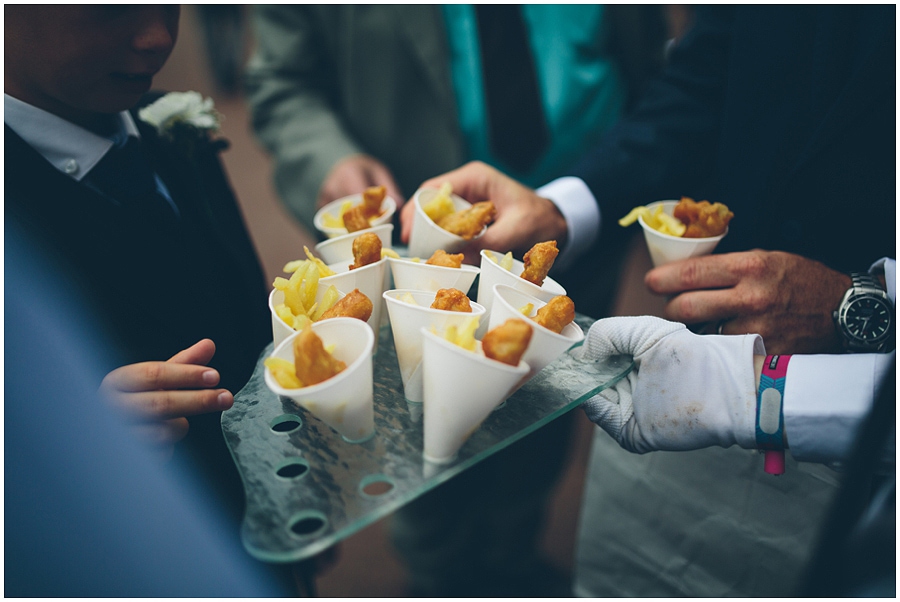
[[222, 314, 632, 563]]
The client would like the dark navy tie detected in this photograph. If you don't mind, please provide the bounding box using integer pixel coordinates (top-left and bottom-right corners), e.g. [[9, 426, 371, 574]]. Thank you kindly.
[[475, 5, 549, 174], [87, 136, 178, 222]]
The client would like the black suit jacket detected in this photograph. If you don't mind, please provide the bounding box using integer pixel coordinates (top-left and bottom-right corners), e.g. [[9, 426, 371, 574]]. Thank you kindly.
[[5, 101, 271, 520], [560, 5, 895, 316]]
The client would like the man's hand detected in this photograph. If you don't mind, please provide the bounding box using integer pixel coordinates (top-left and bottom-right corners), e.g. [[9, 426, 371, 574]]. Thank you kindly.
[[318, 154, 405, 210], [645, 250, 851, 354], [401, 161, 567, 264], [575, 316, 764, 453], [98, 339, 234, 455]]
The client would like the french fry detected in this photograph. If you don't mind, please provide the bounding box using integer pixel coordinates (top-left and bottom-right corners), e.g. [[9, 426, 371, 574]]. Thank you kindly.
[[304, 246, 336, 277], [265, 357, 303, 389], [442, 316, 479, 352], [422, 182, 455, 223]]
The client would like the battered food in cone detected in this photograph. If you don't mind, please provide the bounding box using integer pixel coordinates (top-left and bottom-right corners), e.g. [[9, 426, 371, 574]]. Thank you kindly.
[[430, 288, 473, 313], [349, 232, 382, 270], [673, 196, 733, 238], [360, 185, 387, 219], [426, 249, 464, 268], [482, 318, 533, 366], [292, 326, 346, 386], [320, 288, 373, 322], [436, 201, 496, 240], [342, 205, 370, 233], [520, 240, 558, 286], [532, 295, 575, 334]]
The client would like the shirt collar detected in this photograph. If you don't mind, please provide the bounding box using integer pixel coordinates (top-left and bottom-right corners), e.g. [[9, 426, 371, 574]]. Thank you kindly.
[[4, 93, 141, 181]]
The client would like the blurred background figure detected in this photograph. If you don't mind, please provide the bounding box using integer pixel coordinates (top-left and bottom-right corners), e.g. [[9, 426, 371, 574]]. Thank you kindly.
[[245, 5, 673, 595], [5, 227, 289, 597]]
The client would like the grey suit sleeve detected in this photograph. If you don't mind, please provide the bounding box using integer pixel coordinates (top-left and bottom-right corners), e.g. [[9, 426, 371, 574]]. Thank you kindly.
[[245, 5, 361, 233]]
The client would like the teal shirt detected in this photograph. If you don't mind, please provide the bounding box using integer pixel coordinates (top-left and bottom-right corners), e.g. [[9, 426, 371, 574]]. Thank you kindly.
[[442, 4, 626, 187]]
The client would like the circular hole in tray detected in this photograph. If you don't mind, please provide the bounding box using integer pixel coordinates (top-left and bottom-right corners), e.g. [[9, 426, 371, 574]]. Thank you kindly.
[[288, 510, 328, 538], [270, 414, 303, 433], [275, 458, 310, 480], [359, 474, 395, 498]]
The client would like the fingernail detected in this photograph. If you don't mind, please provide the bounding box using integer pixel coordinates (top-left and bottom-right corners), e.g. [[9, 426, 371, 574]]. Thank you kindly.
[[202, 370, 219, 385], [217, 391, 233, 409]]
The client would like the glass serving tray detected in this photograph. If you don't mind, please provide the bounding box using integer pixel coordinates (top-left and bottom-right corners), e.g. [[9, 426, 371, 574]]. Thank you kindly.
[[222, 314, 632, 563]]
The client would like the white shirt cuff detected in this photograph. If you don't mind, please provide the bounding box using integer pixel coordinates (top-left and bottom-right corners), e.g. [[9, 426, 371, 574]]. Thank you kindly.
[[536, 177, 600, 271], [783, 352, 894, 466], [869, 257, 895, 302]]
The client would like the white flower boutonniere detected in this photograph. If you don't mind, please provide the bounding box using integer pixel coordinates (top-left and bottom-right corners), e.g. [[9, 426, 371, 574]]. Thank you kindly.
[[138, 91, 222, 150]]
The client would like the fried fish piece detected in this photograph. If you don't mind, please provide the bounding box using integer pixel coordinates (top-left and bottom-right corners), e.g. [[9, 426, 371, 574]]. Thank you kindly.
[[482, 318, 533, 366], [436, 200, 496, 240], [430, 288, 472, 312], [292, 326, 346, 386], [342, 205, 371, 233], [425, 249, 464, 268], [361, 185, 387, 218], [532, 296, 575, 334], [319, 288, 373, 322], [673, 196, 733, 238], [349, 232, 382, 270], [520, 240, 558, 286]]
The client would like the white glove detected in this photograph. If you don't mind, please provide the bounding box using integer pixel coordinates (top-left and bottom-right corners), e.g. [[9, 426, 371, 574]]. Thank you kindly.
[[574, 316, 766, 453]]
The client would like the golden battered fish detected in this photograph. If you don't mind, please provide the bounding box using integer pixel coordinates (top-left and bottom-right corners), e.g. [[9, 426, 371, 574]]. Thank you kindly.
[[425, 249, 464, 268], [482, 318, 532, 366], [437, 201, 496, 240], [293, 326, 346, 386], [673, 196, 733, 238], [520, 240, 558, 286], [349, 232, 382, 270], [532, 296, 575, 334], [319, 288, 373, 322], [342, 205, 370, 233], [361, 185, 387, 219], [430, 288, 472, 312]]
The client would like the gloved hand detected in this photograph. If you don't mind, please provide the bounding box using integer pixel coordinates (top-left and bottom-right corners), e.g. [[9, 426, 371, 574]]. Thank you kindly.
[[573, 316, 766, 453]]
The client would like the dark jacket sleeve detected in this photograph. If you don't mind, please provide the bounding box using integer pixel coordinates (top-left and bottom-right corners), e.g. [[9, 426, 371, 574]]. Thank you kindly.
[[569, 6, 733, 218]]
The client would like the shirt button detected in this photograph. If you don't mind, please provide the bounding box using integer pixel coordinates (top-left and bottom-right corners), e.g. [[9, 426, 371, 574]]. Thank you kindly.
[[63, 159, 79, 175]]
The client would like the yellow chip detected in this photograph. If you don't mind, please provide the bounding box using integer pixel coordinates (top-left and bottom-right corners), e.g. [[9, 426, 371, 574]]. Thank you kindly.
[[303, 246, 336, 277], [518, 302, 535, 316], [381, 248, 400, 259], [264, 357, 303, 389], [618, 206, 651, 228], [443, 316, 479, 352], [422, 182, 456, 223], [499, 251, 514, 271]]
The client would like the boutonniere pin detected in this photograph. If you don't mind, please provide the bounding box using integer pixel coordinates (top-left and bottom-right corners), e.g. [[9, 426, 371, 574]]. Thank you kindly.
[[138, 91, 225, 155]]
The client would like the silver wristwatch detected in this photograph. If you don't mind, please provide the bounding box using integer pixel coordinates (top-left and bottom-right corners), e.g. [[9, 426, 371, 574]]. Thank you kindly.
[[833, 272, 895, 353]]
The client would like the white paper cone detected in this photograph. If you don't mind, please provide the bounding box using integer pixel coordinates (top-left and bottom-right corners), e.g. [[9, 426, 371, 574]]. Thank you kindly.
[[475, 249, 566, 335], [321, 258, 388, 345], [269, 285, 348, 347], [639, 200, 727, 267], [408, 187, 487, 259], [265, 318, 375, 443], [420, 328, 529, 463], [313, 193, 397, 238], [383, 289, 486, 403], [488, 284, 584, 380], [387, 257, 479, 294], [314, 224, 394, 265]]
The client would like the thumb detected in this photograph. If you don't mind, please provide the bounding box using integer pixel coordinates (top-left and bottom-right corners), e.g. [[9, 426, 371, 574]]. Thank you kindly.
[[577, 316, 685, 363], [582, 369, 638, 444]]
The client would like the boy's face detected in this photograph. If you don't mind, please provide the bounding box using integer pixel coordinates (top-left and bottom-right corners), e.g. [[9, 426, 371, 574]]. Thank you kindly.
[[5, 6, 179, 127]]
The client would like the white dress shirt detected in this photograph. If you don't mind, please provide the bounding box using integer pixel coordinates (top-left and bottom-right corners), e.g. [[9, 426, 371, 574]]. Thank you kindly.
[[783, 258, 895, 465], [5, 93, 139, 181]]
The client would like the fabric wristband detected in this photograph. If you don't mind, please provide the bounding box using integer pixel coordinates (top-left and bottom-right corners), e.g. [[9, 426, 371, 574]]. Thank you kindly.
[[756, 354, 791, 475]]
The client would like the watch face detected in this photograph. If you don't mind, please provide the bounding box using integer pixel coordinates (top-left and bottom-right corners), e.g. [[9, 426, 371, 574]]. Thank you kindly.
[[844, 295, 893, 344]]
